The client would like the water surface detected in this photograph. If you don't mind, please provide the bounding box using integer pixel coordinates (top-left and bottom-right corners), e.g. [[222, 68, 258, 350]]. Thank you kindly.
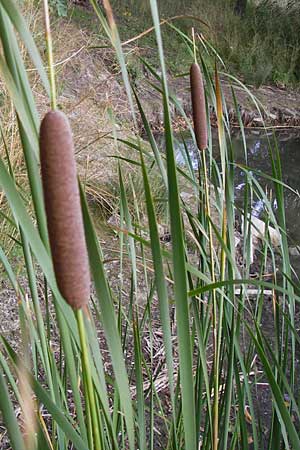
[[175, 132, 300, 244]]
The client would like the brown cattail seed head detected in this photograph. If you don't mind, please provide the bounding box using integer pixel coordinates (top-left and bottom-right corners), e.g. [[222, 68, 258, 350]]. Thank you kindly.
[[190, 62, 208, 151], [40, 110, 90, 309]]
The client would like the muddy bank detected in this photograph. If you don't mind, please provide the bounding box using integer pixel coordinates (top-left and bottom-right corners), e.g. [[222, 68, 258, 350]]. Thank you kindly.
[[136, 72, 300, 133], [47, 4, 300, 138], [59, 2, 300, 136]]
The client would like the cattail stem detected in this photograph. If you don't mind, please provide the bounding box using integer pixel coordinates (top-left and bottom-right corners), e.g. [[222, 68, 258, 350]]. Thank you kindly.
[[84, 379, 94, 450], [201, 149, 218, 450], [191, 60, 218, 448], [43, 0, 57, 110], [192, 28, 197, 64], [214, 67, 228, 450], [76, 309, 102, 450]]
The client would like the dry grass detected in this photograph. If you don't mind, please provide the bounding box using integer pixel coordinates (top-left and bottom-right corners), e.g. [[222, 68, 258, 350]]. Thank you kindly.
[[0, 4, 144, 253]]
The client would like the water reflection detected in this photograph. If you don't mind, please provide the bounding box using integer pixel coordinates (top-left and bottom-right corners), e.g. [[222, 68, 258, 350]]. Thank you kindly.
[[234, 133, 300, 246], [175, 133, 300, 244]]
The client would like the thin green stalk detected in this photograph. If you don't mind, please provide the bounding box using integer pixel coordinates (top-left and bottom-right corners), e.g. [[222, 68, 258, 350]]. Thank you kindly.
[[192, 27, 197, 64], [213, 66, 228, 450], [133, 311, 146, 450], [201, 149, 218, 448], [43, 0, 57, 110], [149, 1, 197, 445], [83, 372, 94, 450], [22, 235, 54, 392], [214, 197, 227, 450], [76, 309, 102, 450]]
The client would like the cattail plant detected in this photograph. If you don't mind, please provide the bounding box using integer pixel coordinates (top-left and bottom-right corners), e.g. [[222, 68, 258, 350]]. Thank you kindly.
[[40, 110, 102, 449], [190, 62, 208, 151], [40, 110, 90, 309], [191, 60, 221, 450]]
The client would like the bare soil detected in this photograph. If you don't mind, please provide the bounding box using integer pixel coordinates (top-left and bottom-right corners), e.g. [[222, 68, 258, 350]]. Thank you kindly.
[[137, 72, 300, 134]]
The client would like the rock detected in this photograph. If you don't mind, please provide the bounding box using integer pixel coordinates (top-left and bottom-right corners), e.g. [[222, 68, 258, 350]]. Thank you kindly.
[[248, 215, 281, 247], [268, 113, 277, 120], [234, 234, 241, 247], [107, 213, 121, 228], [289, 246, 300, 257], [241, 214, 281, 264], [252, 117, 264, 124]]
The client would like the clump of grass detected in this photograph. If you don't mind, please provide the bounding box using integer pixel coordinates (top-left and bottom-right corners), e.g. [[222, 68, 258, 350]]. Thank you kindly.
[[109, 0, 300, 86]]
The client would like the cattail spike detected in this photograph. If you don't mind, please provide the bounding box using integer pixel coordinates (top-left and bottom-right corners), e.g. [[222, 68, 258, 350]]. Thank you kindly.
[[40, 110, 90, 309], [190, 62, 208, 151]]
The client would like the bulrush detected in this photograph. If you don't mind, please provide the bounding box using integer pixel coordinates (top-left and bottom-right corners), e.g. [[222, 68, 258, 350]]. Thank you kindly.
[[190, 62, 208, 151], [40, 110, 90, 309]]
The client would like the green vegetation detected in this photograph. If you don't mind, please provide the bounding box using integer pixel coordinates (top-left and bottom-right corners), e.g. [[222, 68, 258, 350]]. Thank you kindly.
[[108, 0, 300, 87], [50, 0, 68, 17], [0, 1, 299, 450]]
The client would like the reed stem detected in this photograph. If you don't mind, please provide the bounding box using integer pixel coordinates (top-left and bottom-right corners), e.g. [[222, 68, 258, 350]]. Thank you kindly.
[[76, 309, 102, 450], [192, 27, 197, 64], [42, 0, 57, 110], [201, 149, 219, 450]]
